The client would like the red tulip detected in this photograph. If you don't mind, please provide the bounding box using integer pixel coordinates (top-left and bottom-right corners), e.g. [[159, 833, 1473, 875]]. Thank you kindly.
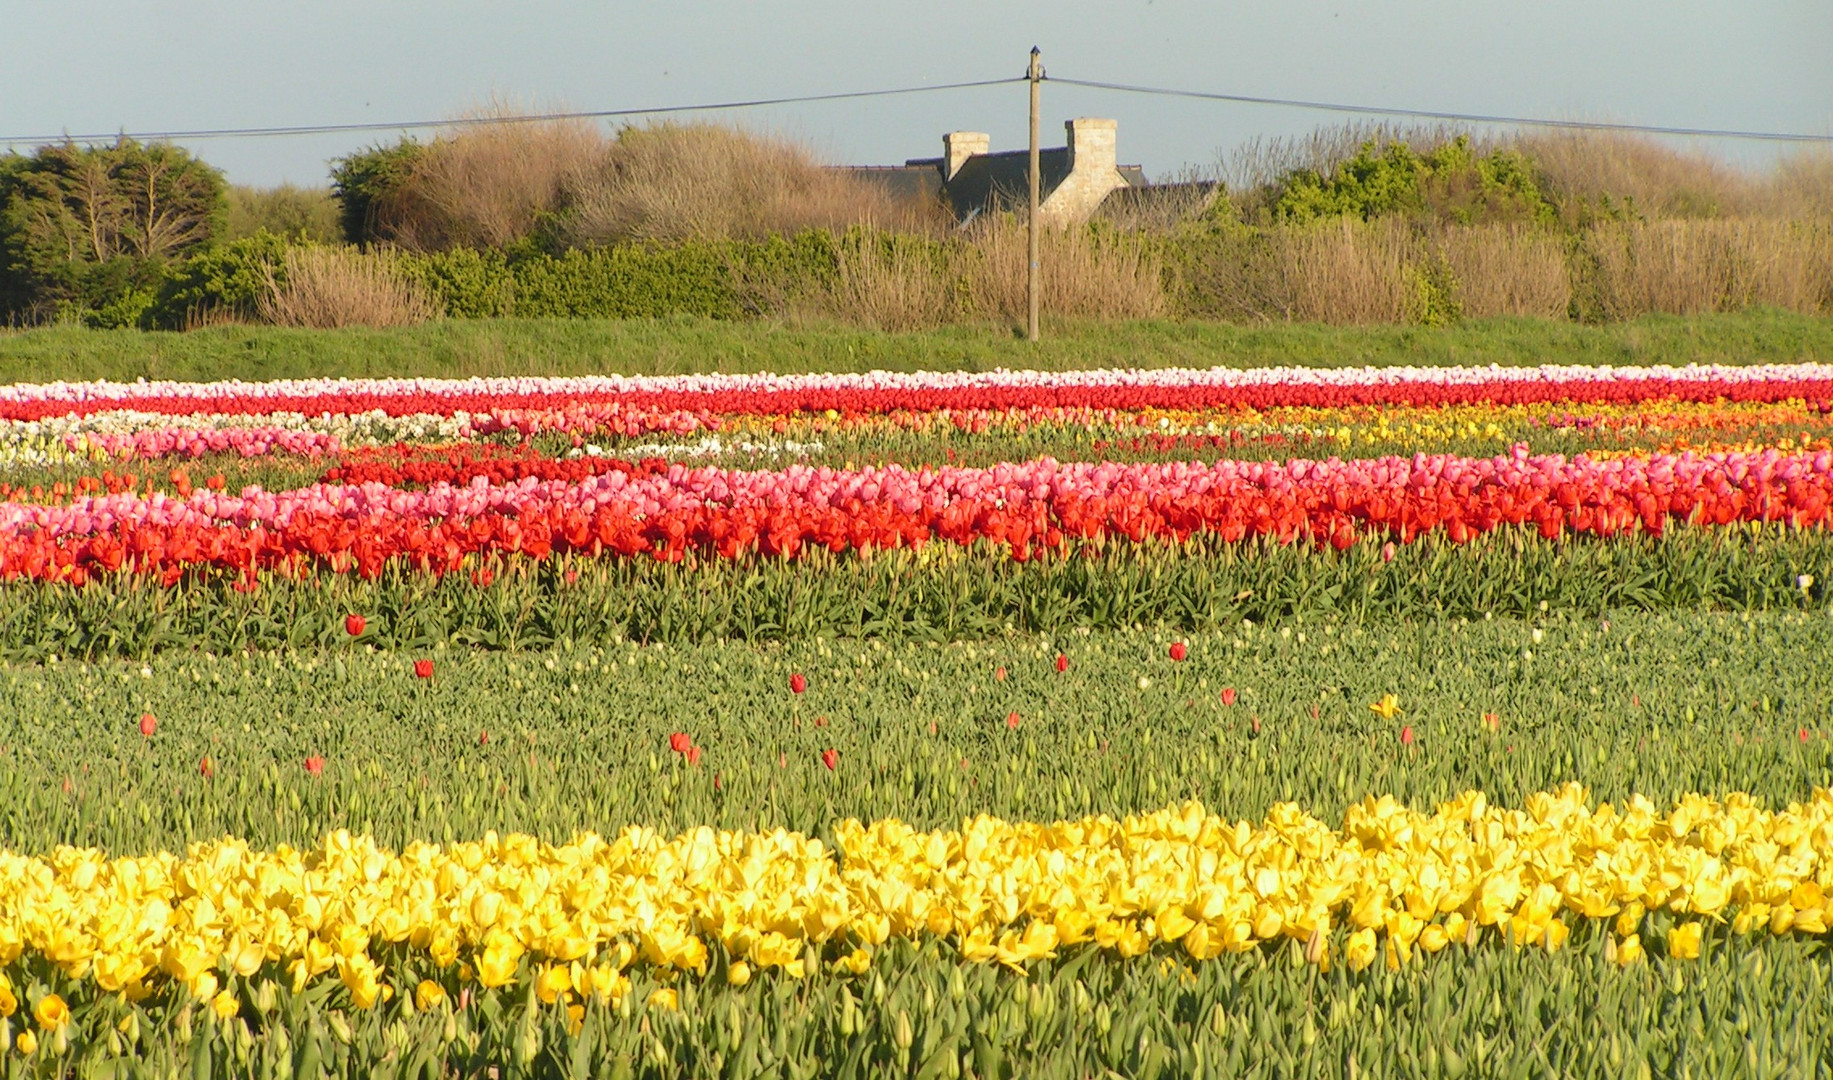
[[414, 659, 433, 679], [1169, 642, 1187, 662], [995, 666, 1007, 682], [478, 730, 490, 746], [1006, 711, 1021, 730], [813, 715, 827, 728], [199, 757, 214, 778], [1220, 688, 1237, 706], [138, 713, 157, 737], [1802, 727, 1812, 743], [344, 614, 365, 637], [686, 745, 702, 767], [789, 673, 807, 695], [303, 755, 325, 777], [1381, 542, 1398, 563], [669, 732, 691, 754], [563, 569, 578, 584], [821, 748, 838, 771], [1401, 725, 1415, 746], [1055, 654, 1069, 673]]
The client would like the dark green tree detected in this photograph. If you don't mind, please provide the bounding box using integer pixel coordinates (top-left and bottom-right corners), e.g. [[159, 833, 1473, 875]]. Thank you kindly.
[[0, 138, 226, 324]]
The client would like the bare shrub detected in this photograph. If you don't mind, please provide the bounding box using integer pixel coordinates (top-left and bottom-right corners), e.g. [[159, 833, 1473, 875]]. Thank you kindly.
[[1765, 151, 1833, 220], [960, 219, 1166, 322], [821, 237, 958, 332], [1434, 224, 1571, 319], [1269, 219, 1414, 323], [1585, 219, 1833, 318], [385, 107, 607, 251], [562, 123, 942, 245], [1517, 131, 1759, 221], [259, 246, 441, 328]]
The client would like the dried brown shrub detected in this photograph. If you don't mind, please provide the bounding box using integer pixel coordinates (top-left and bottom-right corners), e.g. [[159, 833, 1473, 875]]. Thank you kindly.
[[820, 239, 958, 332], [958, 219, 1167, 322], [259, 246, 441, 328], [383, 109, 607, 251], [562, 123, 942, 245], [1517, 130, 1759, 221], [1434, 224, 1572, 319], [1585, 219, 1833, 318]]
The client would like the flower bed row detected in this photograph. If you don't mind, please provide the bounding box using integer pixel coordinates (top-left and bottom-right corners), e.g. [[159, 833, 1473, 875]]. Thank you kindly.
[[2, 447, 1829, 582], [0, 786, 1826, 1011], [7, 363, 1833, 422]]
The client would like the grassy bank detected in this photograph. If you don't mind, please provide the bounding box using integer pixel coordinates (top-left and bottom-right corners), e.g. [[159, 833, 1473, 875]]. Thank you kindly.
[[4, 309, 1833, 384]]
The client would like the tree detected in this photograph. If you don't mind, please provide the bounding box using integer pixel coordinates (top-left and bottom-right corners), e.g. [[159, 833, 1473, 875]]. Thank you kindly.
[[0, 138, 225, 322]]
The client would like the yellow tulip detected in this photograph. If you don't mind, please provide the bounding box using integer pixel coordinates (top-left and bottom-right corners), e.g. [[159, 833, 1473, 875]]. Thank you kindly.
[[1344, 928, 1378, 972], [32, 994, 69, 1031], [1368, 694, 1402, 721], [414, 980, 447, 1011], [15, 1030, 37, 1056], [535, 965, 573, 1005], [211, 990, 240, 1020], [0, 983, 15, 1019], [727, 961, 752, 987], [1615, 935, 1644, 966], [1668, 922, 1704, 960], [647, 988, 678, 1011]]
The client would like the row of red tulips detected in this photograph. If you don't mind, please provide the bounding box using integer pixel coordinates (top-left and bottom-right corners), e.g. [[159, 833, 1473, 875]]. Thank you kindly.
[[4, 447, 1830, 583], [9, 367, 1833, 422]]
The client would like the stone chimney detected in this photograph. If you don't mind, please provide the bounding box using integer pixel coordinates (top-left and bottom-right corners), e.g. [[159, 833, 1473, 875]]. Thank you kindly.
[[1039, 118, 1126, 225], [1064, 118, 1117, 174], [942, 131, 989, 180]]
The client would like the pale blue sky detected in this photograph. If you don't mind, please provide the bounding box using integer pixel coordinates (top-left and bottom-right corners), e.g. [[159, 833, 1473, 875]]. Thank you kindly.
[[2, 1, 1828, 187]]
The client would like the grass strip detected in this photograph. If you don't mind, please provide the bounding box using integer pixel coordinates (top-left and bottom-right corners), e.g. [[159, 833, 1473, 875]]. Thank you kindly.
[[5, 310, 1832, 384]]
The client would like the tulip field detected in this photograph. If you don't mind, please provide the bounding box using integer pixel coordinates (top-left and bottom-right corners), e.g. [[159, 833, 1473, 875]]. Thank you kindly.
[[3, 356, 1833, 1077]]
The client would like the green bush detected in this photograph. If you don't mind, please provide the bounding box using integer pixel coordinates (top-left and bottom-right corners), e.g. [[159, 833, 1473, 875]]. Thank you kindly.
[[398, 247, 517, 318], [1274, 137, 1554, 226], [329, 140, 426, 246], [144, 231, 295, 329], [224, 183, 342, 244]]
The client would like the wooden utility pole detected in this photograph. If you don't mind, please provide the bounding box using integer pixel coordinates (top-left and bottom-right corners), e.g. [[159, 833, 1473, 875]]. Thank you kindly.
[[1027, 46, 1042, 342]]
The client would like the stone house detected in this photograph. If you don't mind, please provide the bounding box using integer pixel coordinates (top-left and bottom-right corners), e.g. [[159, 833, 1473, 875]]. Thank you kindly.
[[845, 118, 1147, 226]]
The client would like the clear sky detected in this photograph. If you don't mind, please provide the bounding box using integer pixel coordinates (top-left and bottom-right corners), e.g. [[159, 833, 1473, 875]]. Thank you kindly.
[[2, 0, 1828, 187]]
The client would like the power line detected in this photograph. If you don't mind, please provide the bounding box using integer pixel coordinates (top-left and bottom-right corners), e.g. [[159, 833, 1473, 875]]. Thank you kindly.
[[1048, 77, 1833, 145], [0, 78, 1022, 147], [4, 71, 1827, 150]]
